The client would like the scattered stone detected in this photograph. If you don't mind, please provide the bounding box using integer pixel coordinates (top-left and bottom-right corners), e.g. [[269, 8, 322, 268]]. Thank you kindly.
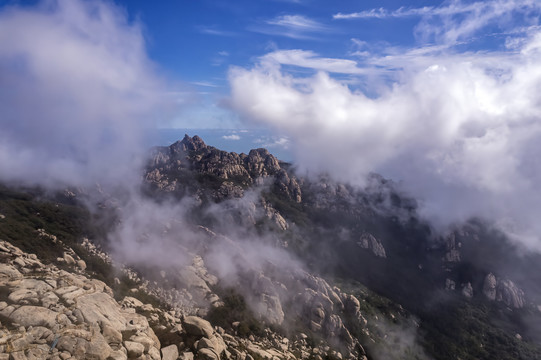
[[124, 340, 145, 358], [161, 344, 179, 360], [462, 282, 473, 298], [197, 347, 220, 360], [445, 278, 456, 291], [76, 260, 87, 270], [180, 351, 195, 360], [63, 253, 76, 266]]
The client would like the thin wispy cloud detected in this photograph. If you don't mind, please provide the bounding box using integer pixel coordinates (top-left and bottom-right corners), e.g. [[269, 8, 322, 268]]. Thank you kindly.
[[197, 25, 237, 37], [222, 134, 241, 140], [191, 81, 219, 88], [335, 0, 541, 46], [252, 14, 329, 40], [261, 49, 367, 74], [254, 136, 290, 150], [333, 0, 539, 20], [267, 14, 327, 32]]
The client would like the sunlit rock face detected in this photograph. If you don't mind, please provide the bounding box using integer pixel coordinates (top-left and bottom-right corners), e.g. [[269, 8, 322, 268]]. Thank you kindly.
[[145, 135, 298, 202]]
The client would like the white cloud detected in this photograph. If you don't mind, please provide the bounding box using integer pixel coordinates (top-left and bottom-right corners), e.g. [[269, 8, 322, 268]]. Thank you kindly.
[[335, 0, 541, 46], [253, 14, 329, 40], [261, 49, 367, 74], [191, 81, 219, 88], [334, 0, 538, 20], [222, 134, 241, 140], [229, 29, 541, 250], [267, 15, 327, 32], [0, 0, 173, 188], [254, 136, 290, 149]]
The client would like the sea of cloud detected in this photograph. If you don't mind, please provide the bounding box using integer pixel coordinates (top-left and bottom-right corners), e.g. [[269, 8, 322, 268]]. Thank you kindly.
[[229, 3, 541, 250]]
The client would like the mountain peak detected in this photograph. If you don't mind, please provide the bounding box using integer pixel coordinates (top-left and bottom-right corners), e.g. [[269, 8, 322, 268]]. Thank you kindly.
[[180, 134, 207, 152]]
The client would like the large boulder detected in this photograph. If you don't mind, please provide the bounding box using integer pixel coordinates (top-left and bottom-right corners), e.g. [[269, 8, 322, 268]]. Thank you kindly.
[[8, 306, 57, 328], [76, 292, 127, 330], [183, 316, 214, 338], [124, 340, 145, 358]]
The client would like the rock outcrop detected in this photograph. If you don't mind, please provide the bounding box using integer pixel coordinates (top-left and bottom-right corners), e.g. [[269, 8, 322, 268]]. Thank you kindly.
[[357, 233, 386, 258], [482, 273, 525, 308], [444, 233, 461, 263], [145, 135, 301, 202], [0, 241, 161, 360]]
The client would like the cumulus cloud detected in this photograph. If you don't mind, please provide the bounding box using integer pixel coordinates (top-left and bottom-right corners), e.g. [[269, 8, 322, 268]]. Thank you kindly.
[[229, 8, 541, 250], [0, 0, 173, 188]]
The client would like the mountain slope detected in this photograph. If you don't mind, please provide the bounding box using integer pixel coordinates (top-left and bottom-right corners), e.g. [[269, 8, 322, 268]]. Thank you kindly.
[[0, 135, 540, 359]]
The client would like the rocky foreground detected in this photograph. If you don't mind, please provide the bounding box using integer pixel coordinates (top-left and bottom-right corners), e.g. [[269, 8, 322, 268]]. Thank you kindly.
[[0, 238, 369, 360]]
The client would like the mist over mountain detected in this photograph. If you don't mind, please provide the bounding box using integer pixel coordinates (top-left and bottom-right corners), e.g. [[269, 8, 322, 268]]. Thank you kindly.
[[2, 134, 541, 359], [1, 0, 541, 359]]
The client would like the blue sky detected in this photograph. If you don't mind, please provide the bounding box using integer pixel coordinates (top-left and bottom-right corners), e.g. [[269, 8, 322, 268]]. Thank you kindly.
[[1, 0, 536, 129], [109, 0, 540, 129], [115, 0, 426, 87], [2, 0, 541, 247], [109, 0, 436, 129]]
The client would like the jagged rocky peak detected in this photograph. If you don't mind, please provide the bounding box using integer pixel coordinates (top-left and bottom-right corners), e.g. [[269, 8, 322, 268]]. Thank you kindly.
[[167, 134, 208, 154], [145, 134, 302, 202]]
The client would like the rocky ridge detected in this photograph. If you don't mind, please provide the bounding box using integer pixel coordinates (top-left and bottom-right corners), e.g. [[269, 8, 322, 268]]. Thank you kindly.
[[145, 135, 301, 203]]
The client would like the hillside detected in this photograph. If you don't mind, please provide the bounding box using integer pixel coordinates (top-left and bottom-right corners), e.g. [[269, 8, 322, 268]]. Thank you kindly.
[[0, 135, 540, 360]]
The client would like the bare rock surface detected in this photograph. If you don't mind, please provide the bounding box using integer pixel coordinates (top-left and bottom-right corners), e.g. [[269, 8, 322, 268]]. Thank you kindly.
[[482, 273, 525, 308], [0, 240, 161, 360], [357, 233, 386, 258]]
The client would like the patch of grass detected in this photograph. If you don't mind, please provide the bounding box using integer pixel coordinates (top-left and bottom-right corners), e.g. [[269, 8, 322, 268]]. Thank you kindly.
[[419, 297, 541, 360], [0, 184, 92, 264], [206, 288, 265, 337]]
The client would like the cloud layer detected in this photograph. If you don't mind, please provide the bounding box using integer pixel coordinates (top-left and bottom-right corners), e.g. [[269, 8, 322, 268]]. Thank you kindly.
[[0, 0, 170, 188], [229, 5, 541, 249]]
